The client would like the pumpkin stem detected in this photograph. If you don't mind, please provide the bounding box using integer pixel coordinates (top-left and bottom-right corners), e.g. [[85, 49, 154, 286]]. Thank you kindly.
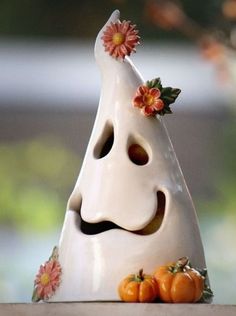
[[172, 256, 189, 273], [135, 268, 144, 282]]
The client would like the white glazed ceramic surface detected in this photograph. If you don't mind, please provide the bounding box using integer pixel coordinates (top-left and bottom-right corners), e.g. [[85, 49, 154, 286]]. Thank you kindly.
[[51, 10, 207, 301]]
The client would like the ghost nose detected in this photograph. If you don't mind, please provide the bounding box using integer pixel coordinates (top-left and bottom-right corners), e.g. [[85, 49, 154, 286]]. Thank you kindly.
[[77, 191, 166, 235]]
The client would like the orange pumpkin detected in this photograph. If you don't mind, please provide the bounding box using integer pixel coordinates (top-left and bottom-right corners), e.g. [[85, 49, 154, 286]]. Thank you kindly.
[[154, 257, 205, 303], [118, 269, 159, 302]]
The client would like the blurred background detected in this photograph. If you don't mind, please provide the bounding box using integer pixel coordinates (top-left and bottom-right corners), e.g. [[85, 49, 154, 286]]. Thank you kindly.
[[0, 0, 236, 304]]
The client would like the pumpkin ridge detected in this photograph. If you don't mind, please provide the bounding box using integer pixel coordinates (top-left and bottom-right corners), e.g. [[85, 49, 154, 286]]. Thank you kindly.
[[146, 277, 158, 298]]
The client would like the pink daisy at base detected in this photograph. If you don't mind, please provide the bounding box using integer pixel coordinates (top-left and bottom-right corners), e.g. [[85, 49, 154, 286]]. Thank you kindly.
[[133, 85, 165, 116], [102, 20, 140, 60], [33, 256, 61, 301]]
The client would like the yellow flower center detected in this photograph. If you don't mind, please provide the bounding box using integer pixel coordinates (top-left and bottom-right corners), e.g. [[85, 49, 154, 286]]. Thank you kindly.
[[40, 273, 50, 286], [112, 32, 125, 45], [144, 94, 154, 106]]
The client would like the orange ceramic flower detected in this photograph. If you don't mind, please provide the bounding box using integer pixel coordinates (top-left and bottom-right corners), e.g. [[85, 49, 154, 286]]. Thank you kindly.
[[32, 248, 62, 302], [133, 85, 164, 116], [102, 20, 140, 59]]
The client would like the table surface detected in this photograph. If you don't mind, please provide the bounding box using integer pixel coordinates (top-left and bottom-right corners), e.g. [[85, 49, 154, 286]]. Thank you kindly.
[[0, 303, 236, 316]]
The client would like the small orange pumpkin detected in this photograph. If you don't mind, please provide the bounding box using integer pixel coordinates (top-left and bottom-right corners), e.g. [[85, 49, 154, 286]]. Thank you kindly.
[[154, 257, 205, 303], [118, 269, 159, 302]]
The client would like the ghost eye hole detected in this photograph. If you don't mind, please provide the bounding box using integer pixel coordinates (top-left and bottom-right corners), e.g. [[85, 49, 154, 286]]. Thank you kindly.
[[128, 143, 149, 165], [94, 121, 114, 159]]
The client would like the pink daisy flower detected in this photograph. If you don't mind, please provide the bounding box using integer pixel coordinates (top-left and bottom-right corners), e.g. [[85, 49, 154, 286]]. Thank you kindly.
[[33, 256, 61, 301], [102, 20, 140, 60], [133, 85, 165, 116]]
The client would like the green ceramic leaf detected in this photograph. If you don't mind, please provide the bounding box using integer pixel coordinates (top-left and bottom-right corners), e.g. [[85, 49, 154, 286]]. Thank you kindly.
[[161, 87, 181, 105], [146, 77, 162, 90], [32, 288, 40, 302], [158, 106, 173, 116], [49, 246, 59, 261]]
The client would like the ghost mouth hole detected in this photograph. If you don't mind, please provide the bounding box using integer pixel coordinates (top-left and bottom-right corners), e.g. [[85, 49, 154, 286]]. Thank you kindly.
[[136, 191, 165, 235], [93, 121, 114, 159], [79, 191, 165, 235], [80, 219, 120, 235]]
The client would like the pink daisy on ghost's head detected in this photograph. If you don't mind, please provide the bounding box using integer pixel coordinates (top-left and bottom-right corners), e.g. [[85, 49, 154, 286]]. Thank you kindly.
[[33, 258, 61, 301], [133, 85, 164, 116], [102, 20, 140, 60]]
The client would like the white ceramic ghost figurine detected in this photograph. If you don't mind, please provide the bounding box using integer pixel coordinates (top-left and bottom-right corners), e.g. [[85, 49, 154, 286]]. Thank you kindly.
[[46, 10, 208, 301]]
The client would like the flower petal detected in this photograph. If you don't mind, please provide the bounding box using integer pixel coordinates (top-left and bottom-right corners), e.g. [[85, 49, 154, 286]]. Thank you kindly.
[[120, 21, 130, 33], [138, 85, 149, 95], [150, 87, 161, 98], [142, 105, 156, 116], [153, 98, 165, 111], [133, 95, 144, 108]]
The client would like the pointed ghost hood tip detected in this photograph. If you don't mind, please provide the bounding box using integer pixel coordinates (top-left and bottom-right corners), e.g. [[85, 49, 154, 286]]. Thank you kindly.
[[95, 10, 120, 61], [95, 10, 140, 63]]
